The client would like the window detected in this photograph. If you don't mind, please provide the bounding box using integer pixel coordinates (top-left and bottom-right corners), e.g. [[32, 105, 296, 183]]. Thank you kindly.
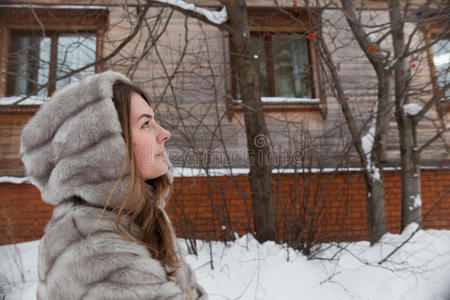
[[10, 31, 96, 97], [419, 10, 449, 113], [430, 37, 449, 112], [236, 32, 312, 99], [228, 8, 326, 117], [0, 6, 108, 97]]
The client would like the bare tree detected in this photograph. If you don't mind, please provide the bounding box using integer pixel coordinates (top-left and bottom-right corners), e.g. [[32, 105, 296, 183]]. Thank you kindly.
[[276, 0, 392, 244], [338, 0, 449, 231], [0, 1, 279, 243], [387, 0, 449, 230], [143, 0, 279, 242], [266, 0, 449, 244], [2, 0, 447, 247]]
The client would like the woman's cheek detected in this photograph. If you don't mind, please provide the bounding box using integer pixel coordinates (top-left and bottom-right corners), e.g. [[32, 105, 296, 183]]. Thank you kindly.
[[143, 140, 157, 166], [139, 145, 149, 165], [133, 141, 145, 166]]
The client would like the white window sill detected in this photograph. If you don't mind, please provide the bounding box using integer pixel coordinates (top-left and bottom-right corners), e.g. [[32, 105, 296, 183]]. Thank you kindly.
[[232, 97, 320, 105], [0, 96, 47, 106]]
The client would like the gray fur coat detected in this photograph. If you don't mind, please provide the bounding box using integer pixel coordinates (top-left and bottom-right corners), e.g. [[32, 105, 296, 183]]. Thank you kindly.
[[20, 71, 207, 300]]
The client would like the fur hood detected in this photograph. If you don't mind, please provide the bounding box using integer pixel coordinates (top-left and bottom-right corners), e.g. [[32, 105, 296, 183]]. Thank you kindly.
[[19, 71, 207, 299], [20, 71, 174, 209]]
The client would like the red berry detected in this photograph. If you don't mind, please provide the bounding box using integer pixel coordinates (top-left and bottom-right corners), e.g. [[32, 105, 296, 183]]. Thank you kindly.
[[306, 32, 317, 39]]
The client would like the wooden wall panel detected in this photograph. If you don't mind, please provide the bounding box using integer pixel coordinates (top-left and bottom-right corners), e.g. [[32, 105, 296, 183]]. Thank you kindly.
[[0, 107, 37, 176]]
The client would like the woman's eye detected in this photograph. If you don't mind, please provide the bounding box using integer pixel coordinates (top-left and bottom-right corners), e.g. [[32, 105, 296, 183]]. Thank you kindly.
[[142, 121, 150, 129]]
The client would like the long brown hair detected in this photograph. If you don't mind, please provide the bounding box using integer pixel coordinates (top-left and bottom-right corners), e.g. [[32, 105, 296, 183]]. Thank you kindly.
[[105, 80, 181, 277]]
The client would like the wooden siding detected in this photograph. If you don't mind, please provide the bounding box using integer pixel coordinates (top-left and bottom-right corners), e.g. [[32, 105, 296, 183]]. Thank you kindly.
[[0, 1, 448, 176], [0, 107, 37, 176]]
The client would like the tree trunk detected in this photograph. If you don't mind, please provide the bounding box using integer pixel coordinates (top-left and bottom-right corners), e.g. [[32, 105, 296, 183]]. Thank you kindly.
[[316, 31, 388, 244], [225, 0, 279, 242], [388, 0, 422, 229], [397, 115, 422, 229], [365, 68, 391, 243], [336, 0, 389, 244]]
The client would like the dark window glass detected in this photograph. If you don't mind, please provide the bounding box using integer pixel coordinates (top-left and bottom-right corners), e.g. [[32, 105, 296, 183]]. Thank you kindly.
[[12, 32, 96, 96], [234, 33, 312, 99], [272, 34, 311, 98], [432, 38, 450, 99]]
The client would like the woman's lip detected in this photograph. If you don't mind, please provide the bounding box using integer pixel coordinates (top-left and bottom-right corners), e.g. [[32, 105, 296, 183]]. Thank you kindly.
[[157, 152, 165, 158]]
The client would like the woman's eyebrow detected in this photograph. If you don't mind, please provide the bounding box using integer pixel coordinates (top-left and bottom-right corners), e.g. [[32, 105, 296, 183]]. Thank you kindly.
[[137, 113, 154, 121]]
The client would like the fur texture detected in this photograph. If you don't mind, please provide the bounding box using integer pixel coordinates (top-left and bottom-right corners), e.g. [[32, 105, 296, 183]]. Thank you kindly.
[[20, 71, 207, 299]]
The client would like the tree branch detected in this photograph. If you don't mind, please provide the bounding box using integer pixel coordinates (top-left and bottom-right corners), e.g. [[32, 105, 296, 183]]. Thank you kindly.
[[341, 0, 386, 71], [150, 0, 237, 34], [414, 82, 450, 123]]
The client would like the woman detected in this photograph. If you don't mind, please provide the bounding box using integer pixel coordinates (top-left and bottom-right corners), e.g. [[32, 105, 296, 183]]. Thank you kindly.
[[20, 71, 207, 299]]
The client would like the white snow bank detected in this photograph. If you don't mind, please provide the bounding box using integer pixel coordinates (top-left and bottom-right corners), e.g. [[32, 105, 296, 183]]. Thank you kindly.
[[2, 227, 450, 300], [155, 0, 227, 25], [0, 240, 39, 300], [404, 103, 422, 116]]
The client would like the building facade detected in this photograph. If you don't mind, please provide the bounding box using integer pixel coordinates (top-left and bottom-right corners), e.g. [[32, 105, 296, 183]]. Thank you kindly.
[[0, 0, 448, 244]]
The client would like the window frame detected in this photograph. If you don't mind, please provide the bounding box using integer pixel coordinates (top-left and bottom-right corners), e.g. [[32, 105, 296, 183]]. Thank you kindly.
[[427, 33, 449, 113], [0, 6, 108, 98], [7, 29, 99, 97], [227, 7, 326, 119], [239, 31, 315, 99], [417, 10, 450, 114]]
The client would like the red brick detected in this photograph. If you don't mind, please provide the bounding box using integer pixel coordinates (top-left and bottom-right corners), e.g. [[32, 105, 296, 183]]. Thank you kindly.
[[1, 169, 450, 244]]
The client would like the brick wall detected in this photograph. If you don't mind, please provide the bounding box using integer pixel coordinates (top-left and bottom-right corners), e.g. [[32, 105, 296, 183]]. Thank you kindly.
[[0, 183, 52, 244], [1, 169, 449, 245]]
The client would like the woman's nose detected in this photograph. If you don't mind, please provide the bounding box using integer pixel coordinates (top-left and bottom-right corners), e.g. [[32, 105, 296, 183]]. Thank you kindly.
[[158, 127, 171, 143]]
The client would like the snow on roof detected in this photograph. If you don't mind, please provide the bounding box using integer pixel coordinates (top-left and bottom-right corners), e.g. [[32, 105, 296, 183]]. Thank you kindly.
[[403, 103, 422, 116], [155, 0, 227, 25], [0, 96, 47, 106]]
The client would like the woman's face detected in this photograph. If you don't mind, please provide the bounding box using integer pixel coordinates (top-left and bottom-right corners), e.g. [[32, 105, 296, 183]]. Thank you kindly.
[[130, 92, 171, 180]]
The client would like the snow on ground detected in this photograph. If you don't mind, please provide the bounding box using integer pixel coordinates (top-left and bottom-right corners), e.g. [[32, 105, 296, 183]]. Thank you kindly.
[[1, 224, 450, 300], [0, 240, 39, 300]]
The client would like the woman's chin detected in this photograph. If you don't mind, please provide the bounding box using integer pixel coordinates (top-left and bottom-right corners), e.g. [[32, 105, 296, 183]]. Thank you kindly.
[[144, 166, 168, 180]]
